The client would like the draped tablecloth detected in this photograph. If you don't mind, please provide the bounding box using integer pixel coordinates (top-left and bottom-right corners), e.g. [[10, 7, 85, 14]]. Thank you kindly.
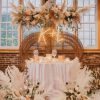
[[26, 57, 81, 88]]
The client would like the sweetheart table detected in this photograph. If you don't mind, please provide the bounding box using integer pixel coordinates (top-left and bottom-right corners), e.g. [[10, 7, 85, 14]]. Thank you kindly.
[[26, 57, 80, 88]]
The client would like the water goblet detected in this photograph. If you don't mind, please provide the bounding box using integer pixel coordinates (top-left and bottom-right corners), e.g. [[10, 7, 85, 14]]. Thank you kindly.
[[52, 49, 57, 58]]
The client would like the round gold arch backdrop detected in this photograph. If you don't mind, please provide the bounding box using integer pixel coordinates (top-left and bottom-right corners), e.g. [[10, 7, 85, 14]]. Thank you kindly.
[[19, 32, 84, 70]]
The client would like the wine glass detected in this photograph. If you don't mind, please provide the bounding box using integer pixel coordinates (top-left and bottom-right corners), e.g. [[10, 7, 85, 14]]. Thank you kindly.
[[33, 49, 39, 56], [52, 49, 57, 58], [33, 50, 39, 61]]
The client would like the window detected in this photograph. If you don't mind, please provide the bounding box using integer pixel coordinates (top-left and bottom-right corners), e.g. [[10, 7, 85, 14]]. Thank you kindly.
[[56, 0, 97, 48], [0, 0, 41, 49], [24, 0, 41, 7], [0, 0, 19, 49], [0, 0, 97, 49]]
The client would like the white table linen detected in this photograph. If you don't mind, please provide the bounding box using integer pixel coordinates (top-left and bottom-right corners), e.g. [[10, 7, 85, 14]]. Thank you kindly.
[[26, 57, 81, 87]]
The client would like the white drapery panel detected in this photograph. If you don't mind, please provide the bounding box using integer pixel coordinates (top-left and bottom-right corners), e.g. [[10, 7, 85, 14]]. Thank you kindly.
[[26, 57, 81, 88]]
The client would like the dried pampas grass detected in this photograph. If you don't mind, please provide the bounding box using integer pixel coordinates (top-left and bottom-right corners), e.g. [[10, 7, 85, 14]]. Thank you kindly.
[[27, 1, 35, 9], [77, 4, 95, 14]]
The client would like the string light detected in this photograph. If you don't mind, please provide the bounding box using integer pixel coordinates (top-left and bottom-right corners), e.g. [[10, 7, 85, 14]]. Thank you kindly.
[[38, 27, 64, 45], [38, 28, 50, 44]]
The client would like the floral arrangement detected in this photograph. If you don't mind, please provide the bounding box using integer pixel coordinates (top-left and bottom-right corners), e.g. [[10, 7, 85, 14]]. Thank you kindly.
[[0, 66, 45, 100], [10, 0, 95, 44], [0, 65, 99, 100], [64, 83, 89, 100], [87, 67, 100, 95], [10, 0, 95, 30], [0, 82, 43, 100], [62, 67, 94, 100]]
